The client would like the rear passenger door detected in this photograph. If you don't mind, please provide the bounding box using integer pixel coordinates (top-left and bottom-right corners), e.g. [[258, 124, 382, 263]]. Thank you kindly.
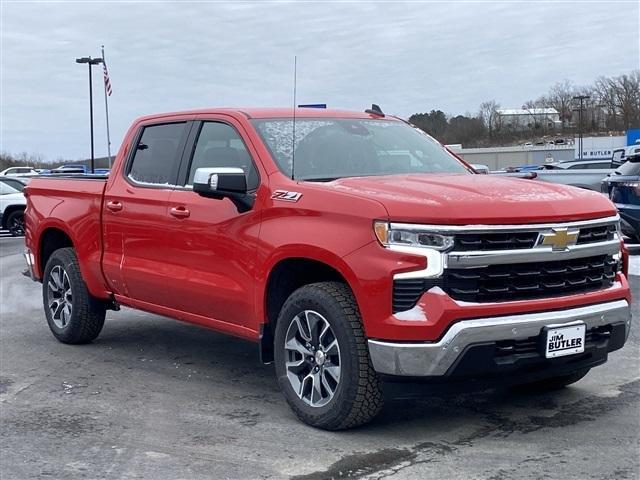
[[102, 121, 192, 305], [164, 118, 264, 331]]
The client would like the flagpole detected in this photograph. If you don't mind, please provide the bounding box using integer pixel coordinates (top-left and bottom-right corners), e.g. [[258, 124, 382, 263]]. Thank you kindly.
[[101, 45, 112, 169]]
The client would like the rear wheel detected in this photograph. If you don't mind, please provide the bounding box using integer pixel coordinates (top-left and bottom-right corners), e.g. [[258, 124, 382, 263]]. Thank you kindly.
[[512, 368, 590, 392], [43, 248, 106, 344], [274, 282, 383, 430], [6, 209, 24, 237]]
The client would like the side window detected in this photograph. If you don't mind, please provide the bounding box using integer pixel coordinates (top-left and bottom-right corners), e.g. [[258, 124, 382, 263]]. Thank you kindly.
[[583, 162, 608, 169], [128, 123, 186, 185], [187, 122, 259, 190]]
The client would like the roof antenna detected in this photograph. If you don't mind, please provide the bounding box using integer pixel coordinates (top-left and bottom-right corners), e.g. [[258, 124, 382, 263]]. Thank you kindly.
[[291, 56, 297, 181]]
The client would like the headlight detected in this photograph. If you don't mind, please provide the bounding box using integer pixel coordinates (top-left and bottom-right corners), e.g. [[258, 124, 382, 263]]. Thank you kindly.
[[374, 221, 454, 251]]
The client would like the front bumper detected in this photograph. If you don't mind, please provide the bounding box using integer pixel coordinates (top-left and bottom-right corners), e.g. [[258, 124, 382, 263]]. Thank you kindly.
[[368, 299, 631, 377]]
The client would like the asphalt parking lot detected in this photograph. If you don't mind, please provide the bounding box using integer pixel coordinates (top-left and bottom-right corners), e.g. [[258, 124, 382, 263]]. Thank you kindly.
[[1, 236, 638, 480]]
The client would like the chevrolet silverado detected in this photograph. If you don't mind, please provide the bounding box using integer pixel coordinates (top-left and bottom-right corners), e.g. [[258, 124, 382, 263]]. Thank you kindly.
[[24, 107, 632, 429]]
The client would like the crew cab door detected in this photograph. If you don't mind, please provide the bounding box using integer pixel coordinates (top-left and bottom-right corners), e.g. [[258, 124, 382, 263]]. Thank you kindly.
[[164, 118, 264, 330], [102, 120, 192, 304]]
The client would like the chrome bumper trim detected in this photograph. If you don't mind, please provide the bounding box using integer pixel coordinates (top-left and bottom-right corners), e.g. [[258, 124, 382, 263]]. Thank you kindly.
[[368, 300, 631, 377], [447, 239, 621, 268]]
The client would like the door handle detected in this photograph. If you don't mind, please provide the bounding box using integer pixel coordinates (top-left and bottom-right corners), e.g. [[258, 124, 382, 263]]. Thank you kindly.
[[106, 201, 123, 212], [170, 206, 190, 219]]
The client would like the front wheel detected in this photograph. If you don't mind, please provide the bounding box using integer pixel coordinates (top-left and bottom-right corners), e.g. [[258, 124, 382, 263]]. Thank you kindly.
[[43, 247, 106, 344], [274, 282, 383, 430]]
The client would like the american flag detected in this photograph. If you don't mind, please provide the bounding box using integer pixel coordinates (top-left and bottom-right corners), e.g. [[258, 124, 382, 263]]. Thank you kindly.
[[103, 61, 112, 96]]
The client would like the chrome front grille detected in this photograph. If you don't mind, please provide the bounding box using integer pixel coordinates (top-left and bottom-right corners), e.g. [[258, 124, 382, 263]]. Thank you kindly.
[[454, 232, 537, 251], [392, 216, 621, 313], [444, 254, 617, 302], [576, 224, 617, 244]]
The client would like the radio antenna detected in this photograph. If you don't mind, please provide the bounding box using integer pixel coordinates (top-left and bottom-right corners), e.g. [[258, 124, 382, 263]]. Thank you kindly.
[[291, 55, 297, 181]]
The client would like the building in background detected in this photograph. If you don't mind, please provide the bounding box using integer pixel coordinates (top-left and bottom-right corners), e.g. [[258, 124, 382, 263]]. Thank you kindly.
[[576, 136, 627, 160], [497, 108, 560, 130]]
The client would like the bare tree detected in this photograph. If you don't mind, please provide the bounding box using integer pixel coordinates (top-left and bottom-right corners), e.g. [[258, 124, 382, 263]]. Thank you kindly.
[[545, 80, 576, 130], [593, 71, 640, 130], [594, 76, 620, 129], [522, 98, 549, 133], [478, 100, 501, 139], [613, 71, 640, 129]]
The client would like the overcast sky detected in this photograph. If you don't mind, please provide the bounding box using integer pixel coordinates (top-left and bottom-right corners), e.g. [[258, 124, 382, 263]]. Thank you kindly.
[[1, 1, 638, 161]]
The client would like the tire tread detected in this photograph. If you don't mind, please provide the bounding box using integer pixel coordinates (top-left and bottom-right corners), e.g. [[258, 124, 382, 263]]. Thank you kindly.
[[275, 281, 383, 430], [43, 248, 105, 344]]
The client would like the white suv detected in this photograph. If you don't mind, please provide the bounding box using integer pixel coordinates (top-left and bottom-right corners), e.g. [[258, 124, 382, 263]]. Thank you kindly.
[[0, 182, 26, 236], [0, 166, 38, 177]]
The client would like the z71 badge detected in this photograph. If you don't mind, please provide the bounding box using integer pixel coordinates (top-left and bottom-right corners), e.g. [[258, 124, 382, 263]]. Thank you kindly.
[[271, 190, 302, 202]]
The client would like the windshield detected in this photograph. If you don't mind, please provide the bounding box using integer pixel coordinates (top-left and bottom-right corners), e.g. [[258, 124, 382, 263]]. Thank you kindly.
[[251, 118, 470, 180]]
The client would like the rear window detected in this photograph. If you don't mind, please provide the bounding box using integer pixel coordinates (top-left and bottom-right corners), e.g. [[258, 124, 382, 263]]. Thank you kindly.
[[616, 160, 640, 176], [128, 123, 187, 185]]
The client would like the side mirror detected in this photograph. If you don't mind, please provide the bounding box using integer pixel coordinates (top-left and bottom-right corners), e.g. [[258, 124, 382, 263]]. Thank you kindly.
[[193, 167, 255, 213]]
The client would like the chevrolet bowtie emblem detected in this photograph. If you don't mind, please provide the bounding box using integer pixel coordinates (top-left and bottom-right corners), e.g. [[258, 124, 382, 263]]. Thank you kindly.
[[538, 228, 580, 251]]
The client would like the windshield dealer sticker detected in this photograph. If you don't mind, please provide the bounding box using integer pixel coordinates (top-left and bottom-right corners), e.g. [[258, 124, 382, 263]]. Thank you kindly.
[[272, 190, 302, 202]]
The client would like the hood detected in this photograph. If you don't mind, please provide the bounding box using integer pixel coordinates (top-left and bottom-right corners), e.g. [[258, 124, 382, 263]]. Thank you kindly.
[[324, 174, 617, 224]]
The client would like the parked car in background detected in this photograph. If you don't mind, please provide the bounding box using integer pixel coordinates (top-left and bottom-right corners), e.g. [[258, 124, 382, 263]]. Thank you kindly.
[[49, 164, 110, 175], [496, 158, 621, 191], [0, 182, 26, 236], [550, 159, 621, 170], [611, 144, 640, 168], [602, 156, 640, 243], [0, 166, 38, 177], [50, 164, 88, 174], [0, 176, 30, 192], [470, 163, 490, 174]]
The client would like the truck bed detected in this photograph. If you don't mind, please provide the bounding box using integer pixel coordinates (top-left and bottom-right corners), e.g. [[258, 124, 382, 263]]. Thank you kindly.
[[25, 176, 109, 297]]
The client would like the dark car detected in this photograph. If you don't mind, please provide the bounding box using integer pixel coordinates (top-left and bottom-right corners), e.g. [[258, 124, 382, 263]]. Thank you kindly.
[[0, 176, 30, 192], [602, 157, 640, 243]]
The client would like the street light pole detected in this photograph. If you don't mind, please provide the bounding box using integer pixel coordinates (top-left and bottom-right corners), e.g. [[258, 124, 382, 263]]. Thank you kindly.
[[573, 94, 590, 161], [76, 56, 103, 174]]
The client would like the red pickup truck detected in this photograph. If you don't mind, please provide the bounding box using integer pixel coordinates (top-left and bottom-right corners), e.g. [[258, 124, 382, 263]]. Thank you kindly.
[[24, 107, 632, 430]]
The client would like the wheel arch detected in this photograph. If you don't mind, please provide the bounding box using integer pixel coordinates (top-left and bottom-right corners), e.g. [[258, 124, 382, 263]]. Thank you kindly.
[[259, 251, 360, 363], [39, 227, 74, 275]]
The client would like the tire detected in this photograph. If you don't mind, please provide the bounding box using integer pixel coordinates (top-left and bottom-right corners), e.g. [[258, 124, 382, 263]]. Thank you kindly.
[[42, 247, 106, 344], [6, 209, 24, 237], [274, 282, 383, 430], [512, 368, 590, 393]]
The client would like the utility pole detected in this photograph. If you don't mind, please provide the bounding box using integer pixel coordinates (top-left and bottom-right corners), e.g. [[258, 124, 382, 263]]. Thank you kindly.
[[76, 56, 104, 173], [573, 94, 590, 161]]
